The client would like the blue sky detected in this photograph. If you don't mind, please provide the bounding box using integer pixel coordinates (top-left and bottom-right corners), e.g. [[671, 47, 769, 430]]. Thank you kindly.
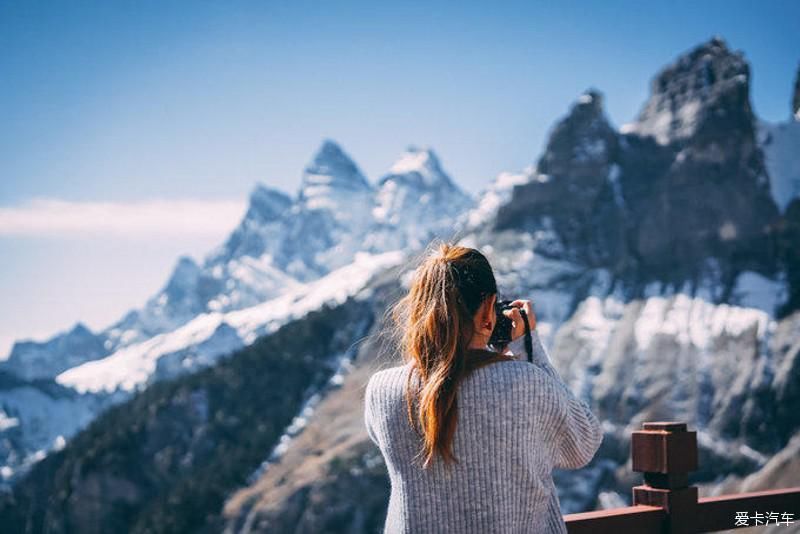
[[1, 0, 798, 355]]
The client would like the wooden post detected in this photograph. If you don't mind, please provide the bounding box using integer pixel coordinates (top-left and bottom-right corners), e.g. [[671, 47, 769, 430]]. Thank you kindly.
[[631, 422, 699, 534]]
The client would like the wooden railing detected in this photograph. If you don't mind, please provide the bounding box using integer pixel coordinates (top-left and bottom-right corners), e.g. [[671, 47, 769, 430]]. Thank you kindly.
[[564, 422, 800, 533]]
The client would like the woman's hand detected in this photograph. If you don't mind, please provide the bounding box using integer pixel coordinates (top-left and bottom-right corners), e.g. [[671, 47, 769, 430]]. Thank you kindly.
[[502, 299, 537, 342]]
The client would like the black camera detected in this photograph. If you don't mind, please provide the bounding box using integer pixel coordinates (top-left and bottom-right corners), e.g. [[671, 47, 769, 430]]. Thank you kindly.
[[488, 299, 515, 349], [488, 299, 533, 361]]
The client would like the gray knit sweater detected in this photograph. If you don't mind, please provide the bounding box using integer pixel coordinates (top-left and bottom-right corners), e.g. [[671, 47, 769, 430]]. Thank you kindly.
[[364, 331, 603, 533]]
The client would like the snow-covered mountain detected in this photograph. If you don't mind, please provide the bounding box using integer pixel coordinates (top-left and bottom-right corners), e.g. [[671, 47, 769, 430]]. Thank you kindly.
[[56, 251, 404, 395], [2, 142, 471, 383], [368, 146, 473, 250], [0, 142, 472, 482]]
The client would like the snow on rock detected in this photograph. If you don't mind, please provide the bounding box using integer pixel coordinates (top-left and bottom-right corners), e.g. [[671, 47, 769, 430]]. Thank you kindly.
[[631, 293, 770, 351], [386, 146, 454, 188], [368, 147, 473, 249], [56, 251, 405, 394], [0, 384, 105, 481], [552, 290, 778, 445], [0, 410, 19, 432], [465, 169, 532, 228]]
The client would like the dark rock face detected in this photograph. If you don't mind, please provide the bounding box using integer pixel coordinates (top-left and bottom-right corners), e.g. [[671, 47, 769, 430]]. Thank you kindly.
[[632, 37, 751, 144], [497, 38, 782, 302], [709, 310, 800, 453], [778, 198, 800, 317], [496, 90, 627, 270], [623, 39, 778, 289]]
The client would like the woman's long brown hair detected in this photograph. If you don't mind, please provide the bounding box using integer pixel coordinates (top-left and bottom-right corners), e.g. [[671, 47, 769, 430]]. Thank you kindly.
[[390, 242, 513, 468]]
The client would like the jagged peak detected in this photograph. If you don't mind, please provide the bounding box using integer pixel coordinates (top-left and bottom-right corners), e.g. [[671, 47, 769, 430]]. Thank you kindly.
[[384, 146, 456, 188], [555, 89, 611, 131], [689, 35, 730, 57], [663, 37, 747, 85], [174, 255, 200, 271], [246, 184, 292, 222], [162, 255, 200, 291], [250, 183, 291, 203], [301, 139, 370, 192], [389, 146, 438, 173], [573, 89, 605, 115], [536, 89, 616, 175], [68, 322, 94, 337], [549, 89, 611, 135], [626, 36, 751, 144]]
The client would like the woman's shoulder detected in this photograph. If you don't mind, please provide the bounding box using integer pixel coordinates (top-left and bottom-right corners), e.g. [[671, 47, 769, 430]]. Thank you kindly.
[[366, 363, 413, 395], [366, 359, 553, 399]]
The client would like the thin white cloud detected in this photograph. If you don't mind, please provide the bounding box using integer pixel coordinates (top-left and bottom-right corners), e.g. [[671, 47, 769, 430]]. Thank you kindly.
[[0, 198, 248, 238]]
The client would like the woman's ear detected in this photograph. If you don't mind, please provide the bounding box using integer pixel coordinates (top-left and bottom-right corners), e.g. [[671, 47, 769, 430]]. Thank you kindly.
[[477, 294, 496, 333]]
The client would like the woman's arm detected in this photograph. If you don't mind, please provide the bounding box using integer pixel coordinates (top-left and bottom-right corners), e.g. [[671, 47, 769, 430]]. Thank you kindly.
[[506, 330, 559, 379], [550, 380, 603, 469], [507, 324, 603, 469]]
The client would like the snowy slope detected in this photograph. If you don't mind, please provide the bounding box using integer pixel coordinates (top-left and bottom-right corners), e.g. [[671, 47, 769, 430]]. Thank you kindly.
[[56, 251, 404, 395]]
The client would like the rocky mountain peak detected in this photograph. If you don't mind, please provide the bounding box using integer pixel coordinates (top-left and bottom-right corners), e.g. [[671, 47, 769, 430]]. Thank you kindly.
[[627, 37, 751, 144], [572, 89, 605, 116], [68, 322, 94, 338], [368, 146, 471, 249], [165, 256, 200, 287], [386, 146, 452, 188], [536, 89, 617, 179], [245, 185, 292, 224], [137, 255, 205, 326], [5, 320, 108, 381], [300, 140, 370, 196]]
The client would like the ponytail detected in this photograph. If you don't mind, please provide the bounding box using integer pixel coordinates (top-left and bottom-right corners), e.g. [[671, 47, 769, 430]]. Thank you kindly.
[[390, 242, 510, 467]]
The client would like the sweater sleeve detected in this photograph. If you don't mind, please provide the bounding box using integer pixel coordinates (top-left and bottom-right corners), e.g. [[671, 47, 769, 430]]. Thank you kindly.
[[509, 331, 603, 470], [363, 377, 380, 446], [551, 383, 603, 469], [507, 331, 561, 381]]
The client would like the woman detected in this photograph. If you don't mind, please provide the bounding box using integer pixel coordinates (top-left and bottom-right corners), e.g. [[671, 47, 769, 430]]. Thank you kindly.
[[364, 243, 603, 533]]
